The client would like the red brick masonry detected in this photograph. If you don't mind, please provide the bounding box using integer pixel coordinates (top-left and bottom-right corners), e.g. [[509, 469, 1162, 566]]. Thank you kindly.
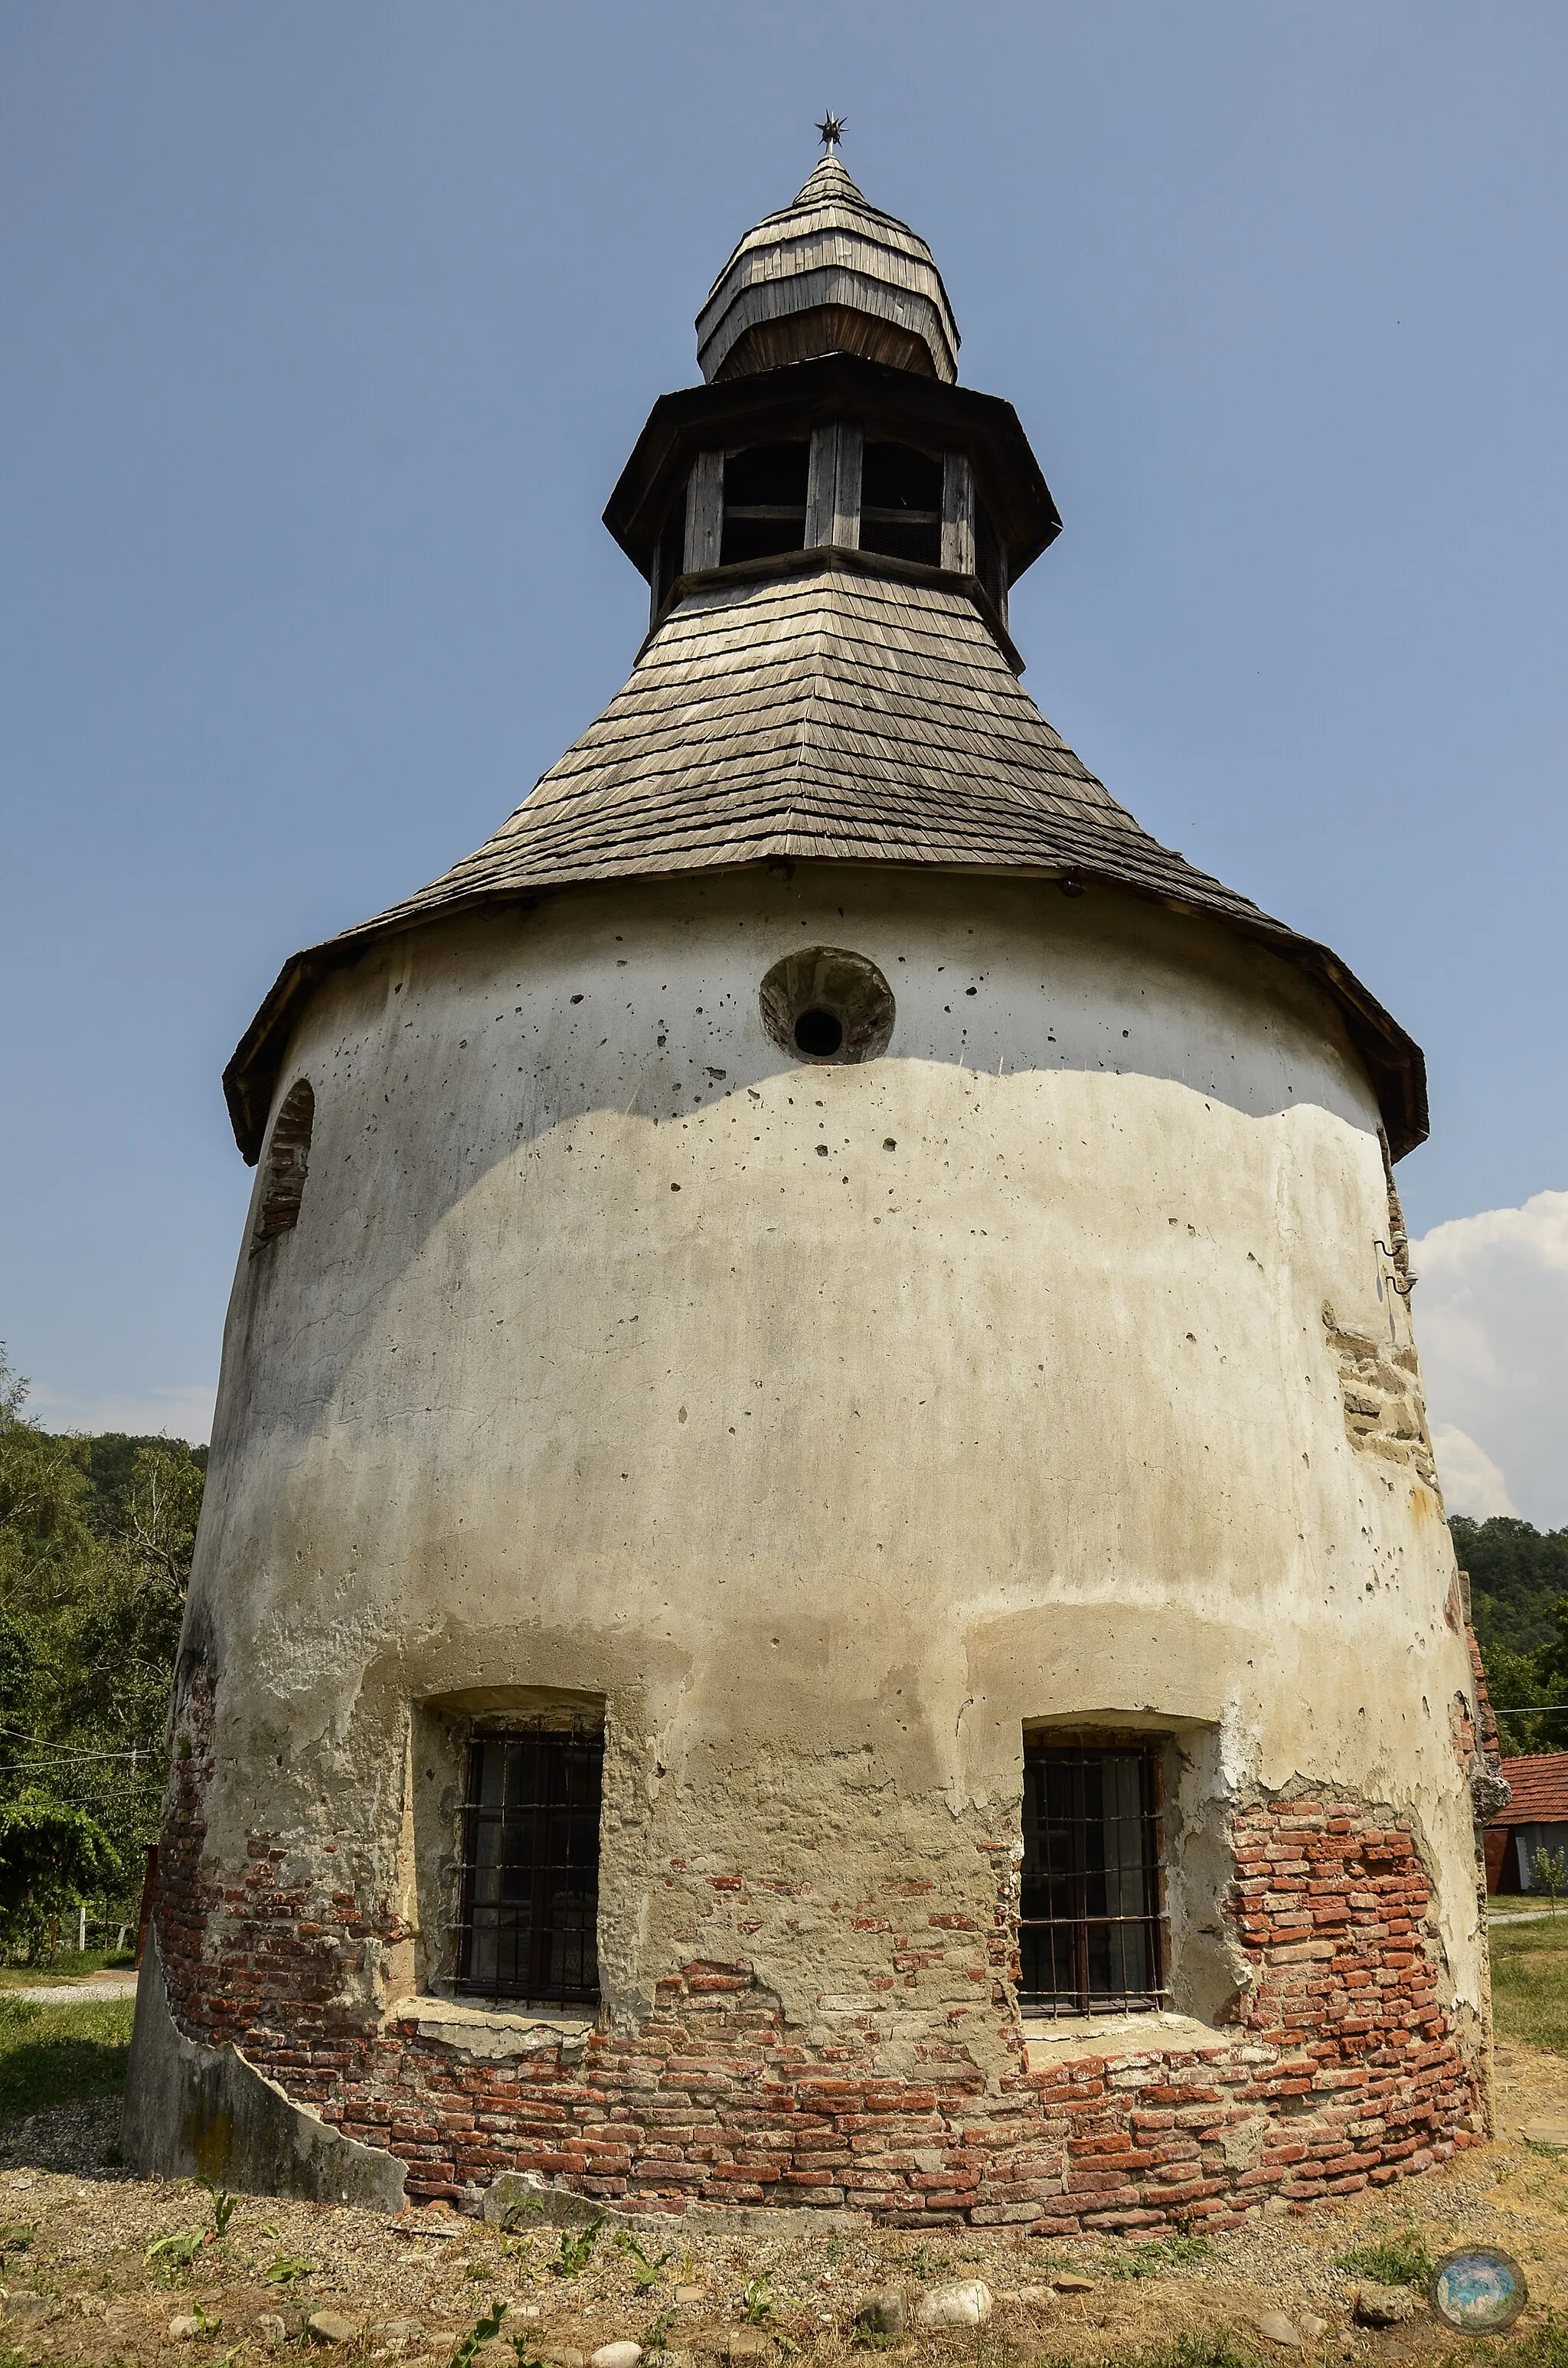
[[158, 1768, 1481, 2229]]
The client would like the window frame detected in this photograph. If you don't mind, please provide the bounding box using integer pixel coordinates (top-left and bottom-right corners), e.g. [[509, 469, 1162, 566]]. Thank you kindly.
[[857, 438, 945, 567], [452, 1717, 605, 2010], [719, 439, 811, 567], [1018, 1736, 1168, 2017]]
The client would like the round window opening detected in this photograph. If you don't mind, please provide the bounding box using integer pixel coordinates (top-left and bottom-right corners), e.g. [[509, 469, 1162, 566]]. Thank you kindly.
[[794, 1008, 844, 1057], [760, 947, 896, 1066]]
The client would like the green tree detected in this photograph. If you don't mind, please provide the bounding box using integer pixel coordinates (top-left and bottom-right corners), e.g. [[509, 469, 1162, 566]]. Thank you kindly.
[[1452, 1516, 1568, 1757], [0, 1347, 201, 1958], [1534, 1846, 1568, 1914], [0, 1790, 120, 1961], [1479, 1593, 1568, 1758], [1485, 1637, 1561, 1758], [1454, 1515, 1568, 1658]]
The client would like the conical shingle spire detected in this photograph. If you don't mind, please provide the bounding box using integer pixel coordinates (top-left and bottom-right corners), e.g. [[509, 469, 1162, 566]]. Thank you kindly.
[[696, 156, 960, 384], [220, 152, 1428, 1176]]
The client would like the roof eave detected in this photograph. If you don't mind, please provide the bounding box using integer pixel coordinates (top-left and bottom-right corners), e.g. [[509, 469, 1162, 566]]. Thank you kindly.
[[224, 854, 1426, 1166]]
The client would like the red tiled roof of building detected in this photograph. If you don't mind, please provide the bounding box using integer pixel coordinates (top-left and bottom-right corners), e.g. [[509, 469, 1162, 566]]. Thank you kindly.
[[1492, 1753, 1568, 1825]]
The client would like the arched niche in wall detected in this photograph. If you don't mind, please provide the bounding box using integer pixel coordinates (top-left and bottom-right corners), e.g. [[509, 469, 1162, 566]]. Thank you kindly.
[[251, 1078, 315, 1253]]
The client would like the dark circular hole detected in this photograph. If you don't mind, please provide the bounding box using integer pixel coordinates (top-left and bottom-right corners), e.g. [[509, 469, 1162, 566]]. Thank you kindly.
[[793, 1008, 844, 1057], [760, 947, 895, 1066]]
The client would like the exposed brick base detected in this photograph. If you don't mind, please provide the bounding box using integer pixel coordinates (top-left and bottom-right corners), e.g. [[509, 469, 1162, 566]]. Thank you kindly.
[[155, 1761, 1482, 2228]]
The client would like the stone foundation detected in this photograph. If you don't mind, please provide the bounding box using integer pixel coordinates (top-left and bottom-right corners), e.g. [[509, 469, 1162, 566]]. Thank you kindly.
[[143, 1763, 1483, 2226]]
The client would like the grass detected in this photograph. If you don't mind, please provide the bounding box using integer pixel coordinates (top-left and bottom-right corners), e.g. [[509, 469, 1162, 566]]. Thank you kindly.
[[1469, 2319, 1568, 2368], [1109, 2236, 1215, 2281], [1335, 2228, 1435, 2288], [965, 2330, 1568, 2368], [0, 1989, 136, 2124], [967, 2337, 1265, 2368], [1491, 1916, 1568, 2052], [0, 1949, 136, 1990]]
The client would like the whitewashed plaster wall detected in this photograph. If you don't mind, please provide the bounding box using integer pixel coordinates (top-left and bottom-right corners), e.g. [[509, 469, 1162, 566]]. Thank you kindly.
[[181, 865, 1483, 2068]]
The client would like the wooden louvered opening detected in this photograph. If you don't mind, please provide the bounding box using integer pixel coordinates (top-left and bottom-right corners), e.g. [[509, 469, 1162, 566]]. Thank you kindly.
[[251, 1078, 314, 1253], [859, 440, 943, 567], [721, 441, 809, 566]]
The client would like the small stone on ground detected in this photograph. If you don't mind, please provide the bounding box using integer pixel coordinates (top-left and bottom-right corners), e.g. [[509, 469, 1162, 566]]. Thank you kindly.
[[1352, 2284, 1416, 2328], [915, 2283, 993, 2330], [308, 2309, 365, 2343]]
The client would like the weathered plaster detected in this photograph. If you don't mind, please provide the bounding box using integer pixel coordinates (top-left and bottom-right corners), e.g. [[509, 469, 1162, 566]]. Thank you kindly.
[[141, 862, 1486, 2209]]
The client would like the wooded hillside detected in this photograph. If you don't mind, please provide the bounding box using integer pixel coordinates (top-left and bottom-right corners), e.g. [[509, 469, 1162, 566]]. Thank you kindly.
[[0, 1352, 203, 1955], [1451, 1516, 1568, 1758]]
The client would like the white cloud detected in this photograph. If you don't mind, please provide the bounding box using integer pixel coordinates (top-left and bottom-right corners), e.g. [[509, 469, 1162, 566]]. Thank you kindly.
[[1411, 1187, 1568, 1529], [27, 1380, 216, 1446], [1429, 1424, 1517, 1520]]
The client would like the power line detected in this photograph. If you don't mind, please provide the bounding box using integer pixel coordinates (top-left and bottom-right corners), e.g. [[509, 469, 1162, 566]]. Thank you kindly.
[[4, 1754, 155, 1770], [0, 1724, 153, 1754], [0, 1725, 157, 1765]]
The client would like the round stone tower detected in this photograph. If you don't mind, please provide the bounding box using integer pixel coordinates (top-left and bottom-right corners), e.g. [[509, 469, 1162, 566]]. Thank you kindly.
[[126, 149, 1498, 2228]]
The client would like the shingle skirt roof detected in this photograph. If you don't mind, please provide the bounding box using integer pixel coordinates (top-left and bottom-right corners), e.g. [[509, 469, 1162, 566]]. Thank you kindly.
[[224, 554, 1426, 1163]]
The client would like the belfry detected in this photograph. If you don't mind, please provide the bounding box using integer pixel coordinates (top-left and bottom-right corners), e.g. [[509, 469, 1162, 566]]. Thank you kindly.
[[128, 140, 1497, 2225]]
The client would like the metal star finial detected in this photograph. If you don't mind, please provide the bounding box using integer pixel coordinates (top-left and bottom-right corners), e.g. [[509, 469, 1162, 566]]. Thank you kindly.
[[815, 112, 848, 157]]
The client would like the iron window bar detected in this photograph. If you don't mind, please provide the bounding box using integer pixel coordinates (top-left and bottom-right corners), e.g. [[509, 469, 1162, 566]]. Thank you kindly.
[[454, 1717, 603, 2009], [1019, 1742, 1167, 2017]]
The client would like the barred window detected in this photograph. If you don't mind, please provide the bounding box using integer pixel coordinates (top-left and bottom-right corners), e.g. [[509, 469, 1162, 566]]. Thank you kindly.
[[455, 1722, 603, 2007], [1019, 1741, 1165, 2015]]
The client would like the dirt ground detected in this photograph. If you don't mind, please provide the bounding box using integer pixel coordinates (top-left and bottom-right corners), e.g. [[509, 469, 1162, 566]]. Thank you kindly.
[[2, 2046, 1568, 2367]]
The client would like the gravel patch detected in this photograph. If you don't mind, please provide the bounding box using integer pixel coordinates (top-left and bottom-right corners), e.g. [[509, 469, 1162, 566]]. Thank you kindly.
[[4, 1981, 139, 2006]]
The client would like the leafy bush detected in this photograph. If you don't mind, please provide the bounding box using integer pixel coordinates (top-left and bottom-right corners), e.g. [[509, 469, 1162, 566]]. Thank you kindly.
[[449, 2299, 508, 2368], [0, 1791, 119, 1961], [263, 2253, 315, 2285], [145, 2227, 207, 2278], [549, 2217, 604, 2277], [616, 2232, 675, 2290]]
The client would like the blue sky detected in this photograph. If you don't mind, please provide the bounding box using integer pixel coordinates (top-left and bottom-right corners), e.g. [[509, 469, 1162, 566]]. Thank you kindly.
[[2, 4, 1565, 1518]]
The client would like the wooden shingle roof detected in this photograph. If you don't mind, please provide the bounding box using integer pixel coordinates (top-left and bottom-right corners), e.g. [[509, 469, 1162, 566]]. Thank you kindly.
[[696, 159, 960, 384], [363, 563, 1278, 911], [224, 554, 1426, 1162]]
